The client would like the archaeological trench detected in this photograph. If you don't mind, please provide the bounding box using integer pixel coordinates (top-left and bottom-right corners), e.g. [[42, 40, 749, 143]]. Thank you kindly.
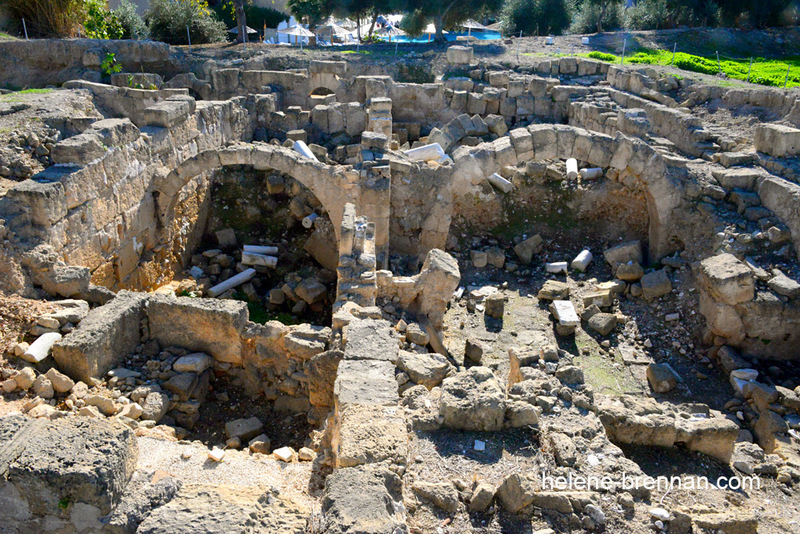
[[1, 38, 800, 534]]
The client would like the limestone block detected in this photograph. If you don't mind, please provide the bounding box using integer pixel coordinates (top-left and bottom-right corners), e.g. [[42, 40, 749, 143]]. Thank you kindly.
[[647, 363, 679, 393], [334, 403, 408, 467], [334, 359, 398, 411], [50, 132, 105, 164], [52, 291, 146, 382], [2, 415, 137, 516], [147, 295, 248, 365], [142, 99, 191, 128], [754, 123, 800, 157], [343, 319, 399, 363], [699, 253, 755, 306], [603, 241, 643, 271], [321, 465, 406, 533], [446, 46, 474, 65]]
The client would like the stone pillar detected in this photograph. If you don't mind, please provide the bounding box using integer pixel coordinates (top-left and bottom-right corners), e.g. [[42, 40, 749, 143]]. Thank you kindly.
[[335, 203, 377, 310], [366, 97, 392, 150]]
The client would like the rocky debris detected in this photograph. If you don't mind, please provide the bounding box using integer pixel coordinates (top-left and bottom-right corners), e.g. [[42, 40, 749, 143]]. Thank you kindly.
[[496, 473, 538, 513], [43, 367, 74, 393], [439, 367, 505, 431], [640, 269, 672, 300], [768, 269, 800, 298], [412, 481, 459, 514], [397, 350, 452, 389], [404, 322, 429, 346], [646, 363, 680, 393], [537, 280, 570, 300], [514, 234, 543, 264], [484, 293, 506, 319], [616, 262, 644, 281], [225, 417, 264, 442], [248, 434, 271, 454], [273, 446, 297, 462], [587, 312, 617, 336], [141, 391, 170, 423], [549, 300, 579, 334], [172, 353, 214, 374], [469, 482, 496, 512], [464, 337, 488, 363], [603, 241, 642, 272], [31, 375, 54, 399]]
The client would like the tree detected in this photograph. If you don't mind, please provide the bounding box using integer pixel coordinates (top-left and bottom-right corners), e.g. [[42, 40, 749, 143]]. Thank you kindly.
[[585, 0, 624, 33], [405, 0, 502, 42], [287, 0, 331, 29], [502, 0, 571, 36], [233, 0, 247, 43], [329, 0, 405, 42]]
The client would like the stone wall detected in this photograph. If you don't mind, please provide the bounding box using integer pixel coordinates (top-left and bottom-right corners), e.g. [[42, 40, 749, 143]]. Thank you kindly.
[[0, 39, 177, 90], [0, 84, 251, 293]]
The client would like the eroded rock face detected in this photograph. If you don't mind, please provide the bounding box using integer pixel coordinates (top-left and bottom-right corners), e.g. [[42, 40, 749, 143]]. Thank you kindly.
[[596, 395, 739, 463], [137, 484, 308, 534], [439, 367, 505, 431], [320, 465, 406, 534]]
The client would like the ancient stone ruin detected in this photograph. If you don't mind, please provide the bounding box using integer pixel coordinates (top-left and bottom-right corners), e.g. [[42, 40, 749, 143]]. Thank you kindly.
[[1, 38, 800, 533]]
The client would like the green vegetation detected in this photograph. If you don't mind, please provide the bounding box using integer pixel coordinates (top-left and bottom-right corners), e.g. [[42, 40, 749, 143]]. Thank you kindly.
[[212, 0, 288, 34], [100, 52, 122, 77], [83, 0, 124, 39], [3, 88, 53, 95], [233, 291, 300, 325], [146, 0, 227, 45], [585, 48, 800, 88], [587, 51, 616, 62], [0, 31, 17, 40]]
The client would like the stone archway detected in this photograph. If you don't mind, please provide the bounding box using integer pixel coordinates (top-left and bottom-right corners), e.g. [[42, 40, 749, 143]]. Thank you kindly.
[[449, 125, 687, 262], [153, 143, 392, 261]]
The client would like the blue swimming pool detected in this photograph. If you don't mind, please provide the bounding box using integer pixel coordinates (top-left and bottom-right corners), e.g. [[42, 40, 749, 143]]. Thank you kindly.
[[384, 30, 502, 43]]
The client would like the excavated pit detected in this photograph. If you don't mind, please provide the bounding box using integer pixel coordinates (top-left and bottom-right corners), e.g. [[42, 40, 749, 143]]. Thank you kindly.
[[1, 36, 800, 534]]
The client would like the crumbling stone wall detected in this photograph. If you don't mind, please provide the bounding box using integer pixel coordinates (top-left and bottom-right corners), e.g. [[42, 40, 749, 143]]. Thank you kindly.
[[0, 39, 176, 89], [0, 89, 250, 293]]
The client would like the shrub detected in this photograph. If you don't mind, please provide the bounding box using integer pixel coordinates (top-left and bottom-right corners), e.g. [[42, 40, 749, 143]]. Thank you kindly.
[[1, 0, 86, 37], [146, 0, 227, 45], [84, 0, 124, 39], [570, 1, 624, 34], [587, 51, 616, 62], [114, 0, 148, 39], [501, 0, 571, 36]]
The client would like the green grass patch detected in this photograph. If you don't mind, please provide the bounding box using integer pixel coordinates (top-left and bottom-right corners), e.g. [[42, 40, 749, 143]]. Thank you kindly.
[[581, 48, 800, 89], [0, 31, 17, 40], [0, 88, 54, 100]]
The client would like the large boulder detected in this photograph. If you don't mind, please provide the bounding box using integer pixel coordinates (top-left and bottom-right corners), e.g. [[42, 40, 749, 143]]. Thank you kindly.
[[1, 414, 137, 528], [439, 367, 505, 431], [397, 350, 452, 389]]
